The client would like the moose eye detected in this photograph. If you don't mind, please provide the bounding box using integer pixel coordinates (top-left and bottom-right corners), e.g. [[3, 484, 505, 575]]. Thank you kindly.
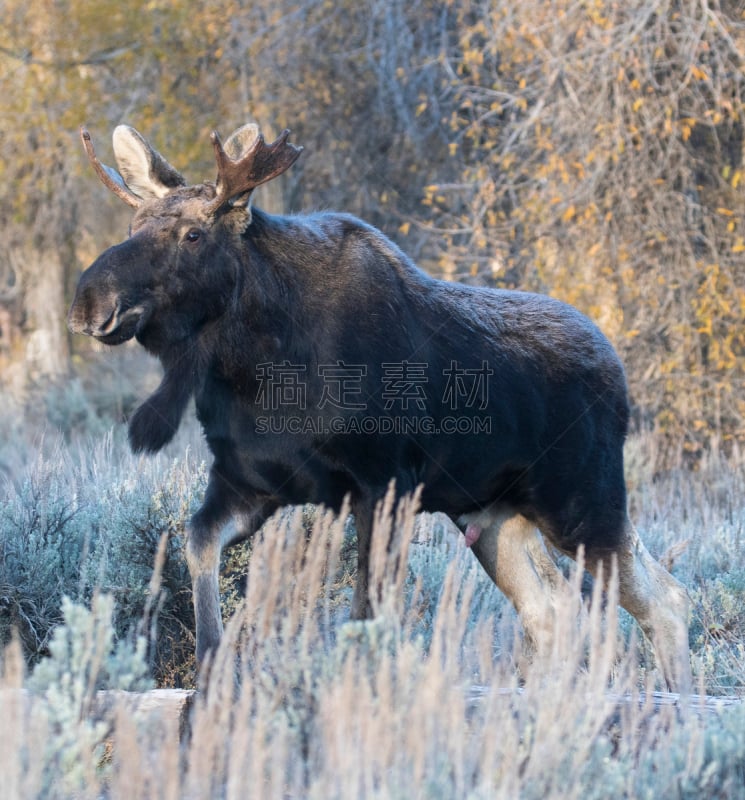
[[184, 228, 202, 243]]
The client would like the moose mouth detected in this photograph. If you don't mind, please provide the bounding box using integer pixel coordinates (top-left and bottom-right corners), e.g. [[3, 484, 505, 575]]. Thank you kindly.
[[91, 304, 147, 345]]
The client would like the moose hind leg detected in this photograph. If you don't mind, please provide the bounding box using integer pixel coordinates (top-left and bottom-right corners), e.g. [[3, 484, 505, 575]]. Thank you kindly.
[[588, 515, 691, 692], [469, 510, 573, 663]]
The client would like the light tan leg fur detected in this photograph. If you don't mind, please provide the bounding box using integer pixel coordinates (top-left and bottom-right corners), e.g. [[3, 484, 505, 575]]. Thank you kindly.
[[587, 515, 691, 692], [466, 509, 574, 664], [463, 508, 691, 691]]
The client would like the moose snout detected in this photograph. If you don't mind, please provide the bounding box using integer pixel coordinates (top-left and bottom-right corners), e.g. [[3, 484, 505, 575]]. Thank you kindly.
[[67, 287, 116, 336], [68, 235, 155, 344], [67, 284, 144, 345]]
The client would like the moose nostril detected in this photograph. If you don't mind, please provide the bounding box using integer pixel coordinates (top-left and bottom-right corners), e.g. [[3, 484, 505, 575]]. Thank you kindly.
[[99, 305, 120, 334]]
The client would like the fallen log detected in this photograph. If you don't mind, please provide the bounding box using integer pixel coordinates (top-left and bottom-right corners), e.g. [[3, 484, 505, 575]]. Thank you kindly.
[[467, 686, 743, 717], [3, 685, 740, 747], [93, 688, 196, 741], [0, 688, 197, 743]]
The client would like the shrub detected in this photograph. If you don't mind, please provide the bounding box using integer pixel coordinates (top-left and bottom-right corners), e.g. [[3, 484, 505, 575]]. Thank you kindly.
[[0, 431, 204, 684], [0, 594, 152, 799], [3, 497, 743, 799]]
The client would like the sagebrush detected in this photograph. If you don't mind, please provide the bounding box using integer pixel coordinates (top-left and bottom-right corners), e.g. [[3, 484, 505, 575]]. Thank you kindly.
[[1, 485, 744, 799]]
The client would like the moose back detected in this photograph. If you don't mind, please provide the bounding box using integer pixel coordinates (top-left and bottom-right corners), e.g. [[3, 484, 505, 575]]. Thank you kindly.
[[68, 122, 690, 689]]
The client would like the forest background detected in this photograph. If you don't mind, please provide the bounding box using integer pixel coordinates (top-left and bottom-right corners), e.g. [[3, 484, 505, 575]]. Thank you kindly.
[[2, 0, 745, 469], [1, 7, 745, 795]]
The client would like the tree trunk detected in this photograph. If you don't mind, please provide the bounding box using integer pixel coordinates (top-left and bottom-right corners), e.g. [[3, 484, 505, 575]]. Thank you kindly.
[[0, 244, 69, 396]]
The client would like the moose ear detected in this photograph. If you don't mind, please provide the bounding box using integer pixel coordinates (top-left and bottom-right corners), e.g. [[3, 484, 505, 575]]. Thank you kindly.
[[223, 123, 260, 159], [112, 125, 186, 201], [220, 123, 261, 208]]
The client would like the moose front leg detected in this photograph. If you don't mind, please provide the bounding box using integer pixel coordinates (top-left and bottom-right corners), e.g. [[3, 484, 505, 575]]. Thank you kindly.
[[350, 500, 374, 620], [185, 502, 229, 666], [350, 488, 407, 620], [185, 477, 277, 666]]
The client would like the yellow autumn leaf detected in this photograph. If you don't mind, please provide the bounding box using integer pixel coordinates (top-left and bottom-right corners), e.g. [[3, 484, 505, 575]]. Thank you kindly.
[[690, 64, 708, 81]]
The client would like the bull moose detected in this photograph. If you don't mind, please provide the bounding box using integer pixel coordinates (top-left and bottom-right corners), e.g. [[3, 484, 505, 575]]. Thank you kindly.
[[68, 122, 691, 689]]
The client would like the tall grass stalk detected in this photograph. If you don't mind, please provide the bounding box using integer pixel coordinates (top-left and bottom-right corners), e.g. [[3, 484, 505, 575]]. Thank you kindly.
[[2, 485, 744, 798]]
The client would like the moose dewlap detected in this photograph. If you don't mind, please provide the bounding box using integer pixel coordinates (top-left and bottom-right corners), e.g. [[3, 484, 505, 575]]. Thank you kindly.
[[68, 122, 691, 689]]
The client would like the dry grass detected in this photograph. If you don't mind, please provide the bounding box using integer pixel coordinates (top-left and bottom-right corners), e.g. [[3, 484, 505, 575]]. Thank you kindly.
[[2, 474, 744, 799]]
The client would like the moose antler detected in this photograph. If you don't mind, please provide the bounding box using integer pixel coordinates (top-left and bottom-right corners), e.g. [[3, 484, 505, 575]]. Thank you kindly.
[[209, 127, 303, 210], [80, 127, 141, 208]]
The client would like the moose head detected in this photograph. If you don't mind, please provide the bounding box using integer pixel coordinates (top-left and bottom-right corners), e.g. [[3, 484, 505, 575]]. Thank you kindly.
[[68, 124, 302, 351]]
